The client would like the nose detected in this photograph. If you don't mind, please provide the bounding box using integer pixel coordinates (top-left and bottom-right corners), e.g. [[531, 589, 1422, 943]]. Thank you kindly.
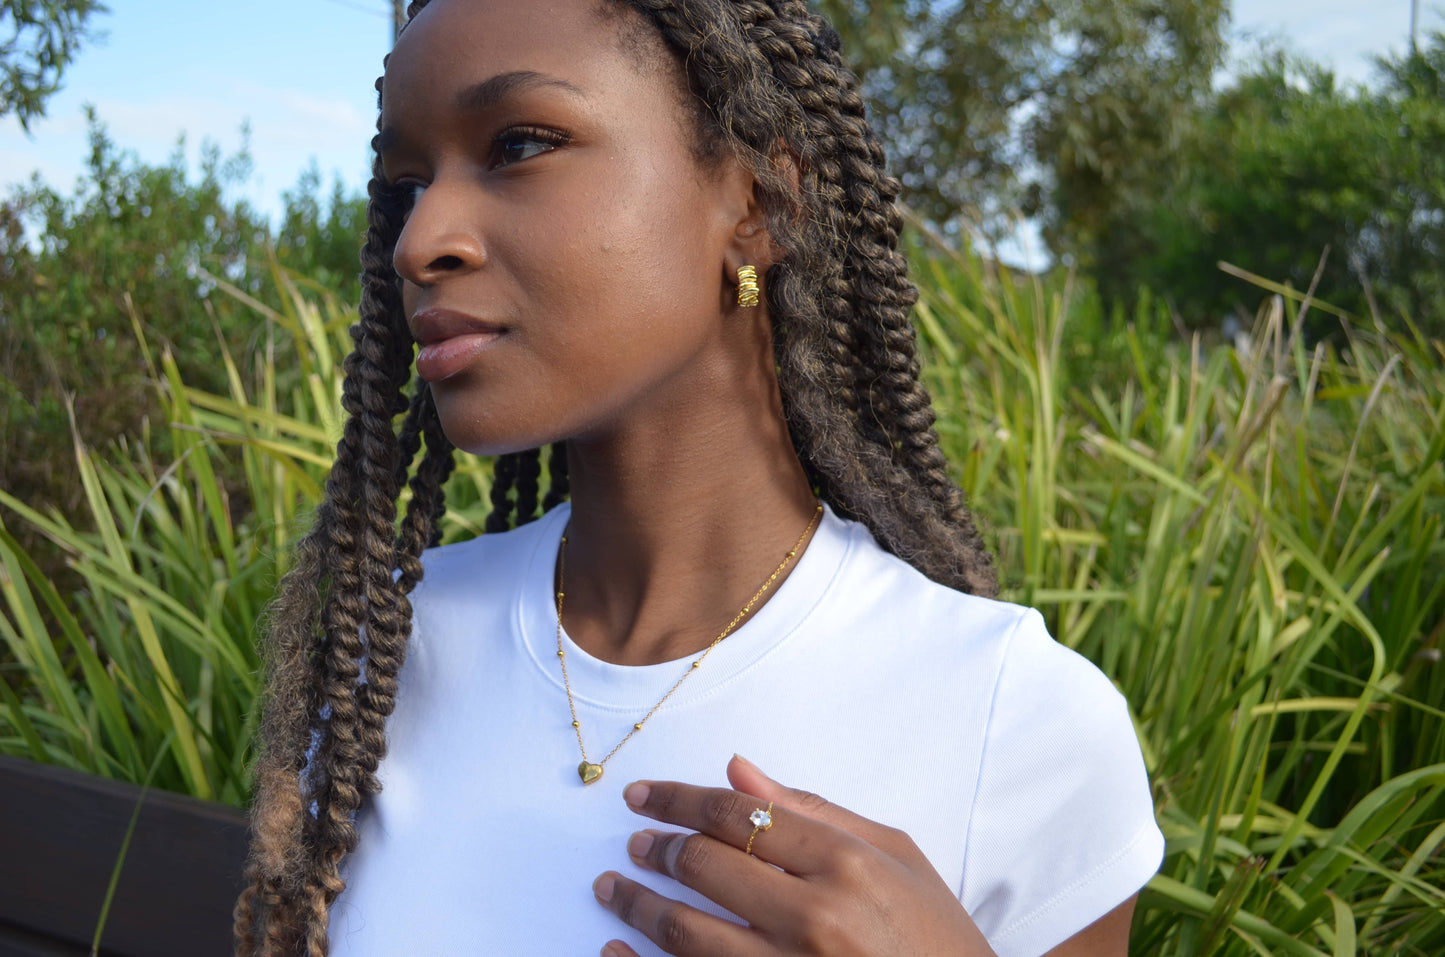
[[391, 182, 486, 285]]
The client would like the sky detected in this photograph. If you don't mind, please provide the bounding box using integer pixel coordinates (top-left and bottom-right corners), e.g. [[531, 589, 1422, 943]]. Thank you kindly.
[[2, 0, 1442, 234]]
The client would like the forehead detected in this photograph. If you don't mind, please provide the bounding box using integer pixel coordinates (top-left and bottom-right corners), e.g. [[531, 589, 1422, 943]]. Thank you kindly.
[[383, 0, 652, 111]]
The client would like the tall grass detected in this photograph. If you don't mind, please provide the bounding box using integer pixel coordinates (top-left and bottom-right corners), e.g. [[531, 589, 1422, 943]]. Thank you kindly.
[[0, 269, 495, 805], [914, 238, 1445, 955], [1, 248, 1441, 953]]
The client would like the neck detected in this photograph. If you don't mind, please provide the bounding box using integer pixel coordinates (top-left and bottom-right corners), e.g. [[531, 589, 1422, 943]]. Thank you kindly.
[[556, 321, 819, 667]]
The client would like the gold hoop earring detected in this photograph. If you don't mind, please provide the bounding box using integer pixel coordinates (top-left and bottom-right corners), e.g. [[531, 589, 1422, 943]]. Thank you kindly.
[[736, 265, 761, 308]]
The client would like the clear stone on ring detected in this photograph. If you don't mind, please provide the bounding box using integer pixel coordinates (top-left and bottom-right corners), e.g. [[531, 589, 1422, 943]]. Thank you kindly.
[[750, 809, 772, 829]]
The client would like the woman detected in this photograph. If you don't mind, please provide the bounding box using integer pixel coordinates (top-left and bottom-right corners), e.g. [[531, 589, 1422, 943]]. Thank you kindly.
[[233, 1, 1164, 954]]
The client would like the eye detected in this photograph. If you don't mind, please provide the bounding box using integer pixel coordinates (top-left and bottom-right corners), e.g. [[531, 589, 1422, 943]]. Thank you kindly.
[[492, 126, 570, 168], [389, 179, 427, 218]]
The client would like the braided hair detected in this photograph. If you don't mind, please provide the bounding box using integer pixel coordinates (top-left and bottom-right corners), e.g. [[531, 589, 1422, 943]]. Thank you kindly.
[[234, 1, 995, 952]]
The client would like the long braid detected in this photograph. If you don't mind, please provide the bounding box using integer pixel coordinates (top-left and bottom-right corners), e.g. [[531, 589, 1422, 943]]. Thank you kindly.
[[774, 0, 985, 578], [235, 133, 433, 953], [513, 447, 543, 525], [294, 147, 419, 954], [543, 442, 570, 511], [232, 499, 336, 954], [396, 385, 457, 576], [782, 0, 990, 590], [484, 452, 519, 533], [753, 0, 991, 591], [622, 0, 996, 595], [392, 379, 427, 494], [236, 303, 390, 954]]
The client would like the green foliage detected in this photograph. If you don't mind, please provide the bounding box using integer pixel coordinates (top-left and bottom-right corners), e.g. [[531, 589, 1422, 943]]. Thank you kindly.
[[2, 232, 1441, 952], [274, 162, 367, 307], [1, 110, 268, 547], [0, 267, 494, 804], [0, 0, 105, 130], [1086, 35, 1445, 340], [814, 0, 1228, 237], [912, 235, 1445, 954], [0, 112, 367, 579]]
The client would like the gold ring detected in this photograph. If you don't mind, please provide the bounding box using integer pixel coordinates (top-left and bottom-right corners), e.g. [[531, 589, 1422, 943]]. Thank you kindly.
[[744, 802, 774, 856]]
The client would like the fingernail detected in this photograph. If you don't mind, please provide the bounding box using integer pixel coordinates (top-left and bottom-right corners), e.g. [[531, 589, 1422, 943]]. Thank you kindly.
[[624, 782, 650, 808], [601, 945, 624, 957], [593, 873, 615, 903], [628, 831, 655, 859], [734, 753, 767, 776]]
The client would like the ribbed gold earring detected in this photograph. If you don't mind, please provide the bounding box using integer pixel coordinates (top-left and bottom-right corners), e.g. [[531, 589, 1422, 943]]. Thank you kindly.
[[736, 265, 760, 308]]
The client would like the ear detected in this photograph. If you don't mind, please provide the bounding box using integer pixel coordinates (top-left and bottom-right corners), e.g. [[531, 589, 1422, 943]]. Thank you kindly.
[[721, 144, 802, 278]]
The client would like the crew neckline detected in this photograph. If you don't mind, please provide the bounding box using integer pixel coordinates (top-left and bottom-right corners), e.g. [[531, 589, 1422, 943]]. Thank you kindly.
[[515, 502, 853, 712]]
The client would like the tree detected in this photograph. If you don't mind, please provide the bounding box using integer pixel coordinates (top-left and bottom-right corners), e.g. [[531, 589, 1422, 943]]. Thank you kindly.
[[814, 0, 1228, 243], [275, 163, 368, 305], [1029, 0, 1229, 258], [0, 111, 368, 578], [1, 0, 106, 131], [1086, 37, 1445, 340], [1, 111, 267, 536]]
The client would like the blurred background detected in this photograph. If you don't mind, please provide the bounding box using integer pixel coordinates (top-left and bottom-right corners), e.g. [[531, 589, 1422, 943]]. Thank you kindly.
[[1, 2, 1442, 955]]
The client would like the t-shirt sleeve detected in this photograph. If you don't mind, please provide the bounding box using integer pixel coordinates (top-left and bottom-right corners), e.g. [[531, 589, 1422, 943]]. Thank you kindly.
[[959, 608, 1164, 957]]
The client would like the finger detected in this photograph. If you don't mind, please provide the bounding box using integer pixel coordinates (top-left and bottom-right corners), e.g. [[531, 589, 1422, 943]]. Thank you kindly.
[[624, 779, 842, 876], [726, 754, 922, 863], [627, 828, 801, 928], [593, 871, 763, 957], [600, 943, 641, 957]]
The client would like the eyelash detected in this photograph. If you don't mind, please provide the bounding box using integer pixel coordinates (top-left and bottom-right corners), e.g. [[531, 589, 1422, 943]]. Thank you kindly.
[[392, 126, 571, 208], [491, 125, 570, 168]]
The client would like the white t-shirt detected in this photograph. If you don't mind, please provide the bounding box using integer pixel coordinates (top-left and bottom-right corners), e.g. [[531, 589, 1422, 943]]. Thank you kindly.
[[328, 503, 1164, 956]]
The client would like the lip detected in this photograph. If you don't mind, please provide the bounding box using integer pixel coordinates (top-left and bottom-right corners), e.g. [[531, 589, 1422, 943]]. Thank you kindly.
[[410, 308, 508, 382]]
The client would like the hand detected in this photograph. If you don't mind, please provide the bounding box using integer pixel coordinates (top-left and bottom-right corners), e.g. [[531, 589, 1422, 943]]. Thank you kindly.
[[593, 754, 998, 957]]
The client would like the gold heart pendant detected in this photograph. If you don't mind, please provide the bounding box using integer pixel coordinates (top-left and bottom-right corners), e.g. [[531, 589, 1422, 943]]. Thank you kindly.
[[578, 762, 604, 785]]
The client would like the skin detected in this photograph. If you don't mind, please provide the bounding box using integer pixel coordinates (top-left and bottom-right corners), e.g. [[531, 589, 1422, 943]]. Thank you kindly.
[[381, 1, 1139, 953]]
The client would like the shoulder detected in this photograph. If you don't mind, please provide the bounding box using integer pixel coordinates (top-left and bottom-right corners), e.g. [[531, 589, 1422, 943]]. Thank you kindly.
[[826, 515, 1162, 956], [955, 607, 1162, 955], [827, 514, 1033, 642], [840, 523, 1128, 753], [413, 505, 565, 602], [959, 617, 1162, 955], [822, 515, 1051, 685], [815, 516, 1125, 751]]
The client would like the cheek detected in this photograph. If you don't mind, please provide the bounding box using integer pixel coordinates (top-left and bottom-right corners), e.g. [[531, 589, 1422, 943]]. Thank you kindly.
[[422, 142, 728, 453], [559, 153, 720, 335]]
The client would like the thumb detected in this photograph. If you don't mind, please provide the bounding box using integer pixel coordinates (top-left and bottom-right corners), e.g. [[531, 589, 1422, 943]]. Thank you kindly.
[[726, 754, 906, 854]]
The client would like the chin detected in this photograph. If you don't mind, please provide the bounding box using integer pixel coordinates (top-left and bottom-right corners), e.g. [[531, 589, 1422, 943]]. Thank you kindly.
[[429, 400, 549, 458], [444, 426, 557, 459]]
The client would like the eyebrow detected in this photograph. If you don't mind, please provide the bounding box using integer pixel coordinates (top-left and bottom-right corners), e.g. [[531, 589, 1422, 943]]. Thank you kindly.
[[456, 70, 586, 111], [377, 71, 587, 152]]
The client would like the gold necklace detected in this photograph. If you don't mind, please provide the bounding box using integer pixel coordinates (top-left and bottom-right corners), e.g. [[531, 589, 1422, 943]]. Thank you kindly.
[[556, 504, 824, 785]]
